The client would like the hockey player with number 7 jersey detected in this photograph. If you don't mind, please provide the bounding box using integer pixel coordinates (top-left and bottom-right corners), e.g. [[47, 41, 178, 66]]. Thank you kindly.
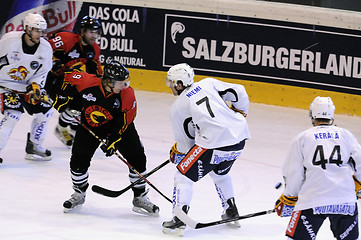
[[275, 96, 361, 240], [162, 63, 250, 235]]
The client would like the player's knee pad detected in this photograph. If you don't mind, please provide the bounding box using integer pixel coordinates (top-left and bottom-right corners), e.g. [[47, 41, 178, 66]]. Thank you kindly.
[[0, 110, 22, 149], [209, 171, 234, 207], [173, 171, 194, 207]]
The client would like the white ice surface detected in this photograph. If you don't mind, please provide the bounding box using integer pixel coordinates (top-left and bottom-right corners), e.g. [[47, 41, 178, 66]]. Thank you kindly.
[[1, 90, 360, 240]]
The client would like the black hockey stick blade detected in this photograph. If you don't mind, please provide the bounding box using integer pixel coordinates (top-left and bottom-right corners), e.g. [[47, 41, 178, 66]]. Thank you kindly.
[[92, 159, 170, 198], [174, 207, 276, 229]]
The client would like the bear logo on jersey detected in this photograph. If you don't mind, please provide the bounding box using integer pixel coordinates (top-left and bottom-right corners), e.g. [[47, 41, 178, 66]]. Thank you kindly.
[[8, 66, 29, 81], [84, 105, 113, 127]]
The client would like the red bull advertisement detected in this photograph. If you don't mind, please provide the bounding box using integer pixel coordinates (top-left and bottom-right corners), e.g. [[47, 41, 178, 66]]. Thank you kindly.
[[0, 0, 83, 38]]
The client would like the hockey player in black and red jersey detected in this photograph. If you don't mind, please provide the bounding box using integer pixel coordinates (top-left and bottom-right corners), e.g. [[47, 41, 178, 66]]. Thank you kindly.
[[53, 61, 159, 216], [46, 16, 103, 147], [0, 13, 53, 163], [275, 97, 361, 239]]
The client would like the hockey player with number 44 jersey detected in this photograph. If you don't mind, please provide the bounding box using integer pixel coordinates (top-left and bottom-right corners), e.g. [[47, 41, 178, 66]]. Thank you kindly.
[[162, 63, 250, 236], [0, 13, 53, 163], [275, 96, 361, 240]]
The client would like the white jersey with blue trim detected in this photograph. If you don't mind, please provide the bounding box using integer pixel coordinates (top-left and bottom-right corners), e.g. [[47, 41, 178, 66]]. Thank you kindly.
[[283, 124, 361, 211], [0, 31, 52, 92], [169, 77, 250, 153]]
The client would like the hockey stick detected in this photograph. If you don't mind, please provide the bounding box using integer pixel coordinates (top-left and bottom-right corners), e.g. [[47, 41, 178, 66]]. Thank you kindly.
[[92, 159, 171, 197], [74, 116, 172, 203], [174, 206, 275, 229]]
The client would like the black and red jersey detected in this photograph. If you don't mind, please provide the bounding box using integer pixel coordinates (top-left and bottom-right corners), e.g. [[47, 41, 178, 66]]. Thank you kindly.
[[63, 71, 136, 138], [48, 31, 102, 77]]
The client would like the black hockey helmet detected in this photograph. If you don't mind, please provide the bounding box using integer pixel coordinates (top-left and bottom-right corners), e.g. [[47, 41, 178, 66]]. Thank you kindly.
[[80, 16, 101, 34], [103, 61, 130, 82]]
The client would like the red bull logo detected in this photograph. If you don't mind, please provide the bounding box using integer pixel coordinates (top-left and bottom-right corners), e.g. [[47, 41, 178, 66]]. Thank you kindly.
[[1, 1, 83, 38], [8, 66, 29, 81]]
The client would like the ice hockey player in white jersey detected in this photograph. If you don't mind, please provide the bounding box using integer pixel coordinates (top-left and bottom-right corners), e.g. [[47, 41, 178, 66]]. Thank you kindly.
[[0, 13, 53, 163], [162, 63, 250, 236], [275, 96, 361, 240]]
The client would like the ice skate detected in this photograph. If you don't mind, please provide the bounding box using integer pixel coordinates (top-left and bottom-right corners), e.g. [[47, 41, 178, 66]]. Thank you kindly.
[[132, 189, 160, 217], [63, 190, 86, 213], [25, 132, 52, 161], [54, 125, 73, 147], [162, 205, 189, 236], [221, 197, 240, 228]]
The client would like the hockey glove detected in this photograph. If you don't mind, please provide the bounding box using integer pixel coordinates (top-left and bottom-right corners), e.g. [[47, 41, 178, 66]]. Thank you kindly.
[[53, 95, 73, 112], [170, 143, 186, 164], [230, 104, 247, 117], [275, 194, 298, 217], [39, 90, 52, 105], [24, 82, 41, 105], [100, 135, 122, 157], [64, 108, 81, 118], [353, 175, 361, 199]]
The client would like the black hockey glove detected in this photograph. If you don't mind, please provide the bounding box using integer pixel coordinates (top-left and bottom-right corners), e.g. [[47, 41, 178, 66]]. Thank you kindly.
[[100, 134, 122, 157], [53, 95, 73, 112]]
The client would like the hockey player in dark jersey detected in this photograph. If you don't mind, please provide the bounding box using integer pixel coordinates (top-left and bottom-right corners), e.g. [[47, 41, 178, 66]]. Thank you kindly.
[[53, 61, 159, 216], [46, 16, 103, 147]]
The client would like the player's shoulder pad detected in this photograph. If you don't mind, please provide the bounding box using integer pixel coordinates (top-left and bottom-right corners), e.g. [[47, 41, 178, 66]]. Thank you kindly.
[[66, 72, 101, 91], [121, 86, 135, 97], [39, 38, 52, 51], [120, 87, 136, 107], [1, 31, 22, 41], [53, 31, 78, 39]]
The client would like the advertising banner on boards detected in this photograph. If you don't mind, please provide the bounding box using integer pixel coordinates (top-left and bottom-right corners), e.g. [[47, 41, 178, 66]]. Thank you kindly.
[[0, 0, 83, 38], [1, 1, 360, 95], [77, 2, 361, 95]]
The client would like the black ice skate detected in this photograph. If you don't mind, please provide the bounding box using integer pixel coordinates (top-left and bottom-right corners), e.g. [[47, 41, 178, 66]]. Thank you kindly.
[[63, 190, 86, 213], [162, 205, 190, 236], [221, 197, 240, 228], [54, 125, 73, 147], [25, 132, 52, 161]]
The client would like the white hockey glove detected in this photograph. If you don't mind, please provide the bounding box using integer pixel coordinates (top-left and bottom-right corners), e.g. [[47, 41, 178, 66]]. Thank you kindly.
[[275, 194, 298, 217], [353, 175, 361, 199], [169, 143, 186, 164]]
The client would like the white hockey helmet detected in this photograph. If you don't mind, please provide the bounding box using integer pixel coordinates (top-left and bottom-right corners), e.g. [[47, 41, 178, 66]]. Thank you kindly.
[[309, 96, 335, 120], [24, 13, 47, 31], [166, 63, 194, 88]]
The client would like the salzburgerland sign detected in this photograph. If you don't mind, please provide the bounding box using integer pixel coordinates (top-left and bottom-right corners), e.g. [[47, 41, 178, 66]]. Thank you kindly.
[[77, 2, 361, 95], [163, 14, 361, 95]]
